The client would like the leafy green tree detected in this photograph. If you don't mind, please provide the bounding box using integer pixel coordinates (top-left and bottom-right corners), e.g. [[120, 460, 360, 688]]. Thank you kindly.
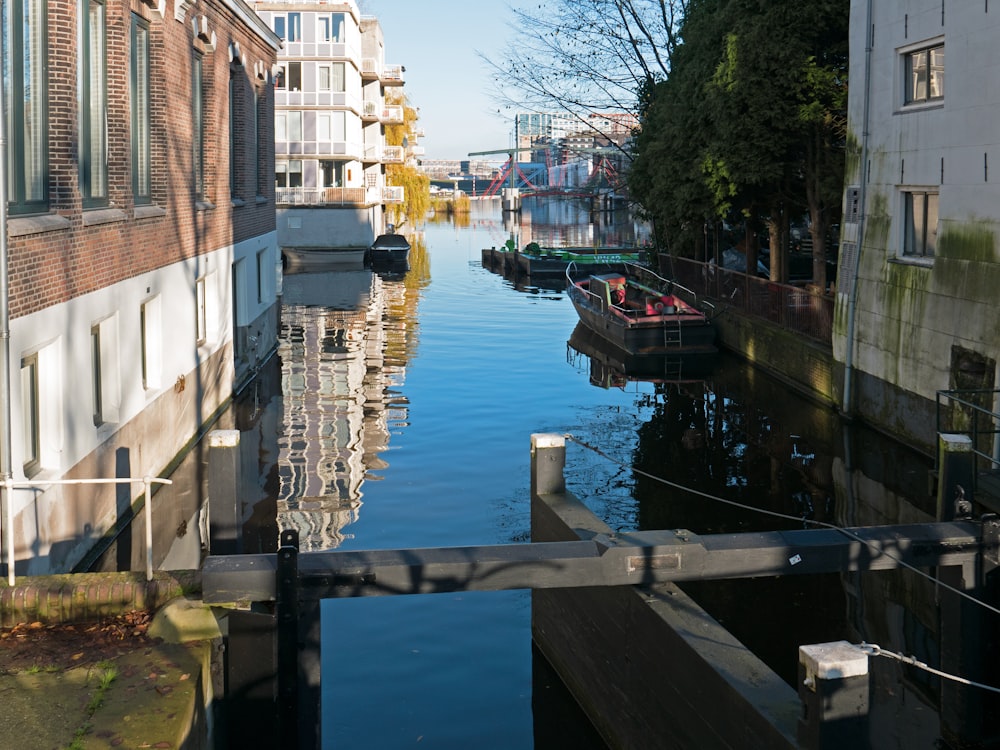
[[630, 0, 847, 287]]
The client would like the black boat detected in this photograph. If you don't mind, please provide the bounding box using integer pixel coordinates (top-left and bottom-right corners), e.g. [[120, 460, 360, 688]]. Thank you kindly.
[[368, 232, 411, 265]]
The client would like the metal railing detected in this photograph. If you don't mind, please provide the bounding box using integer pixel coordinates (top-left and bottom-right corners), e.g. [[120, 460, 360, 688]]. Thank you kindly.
[[936, 389, 1000, 495], [666, 256, 834, 345], [3, 475, 172, 586]]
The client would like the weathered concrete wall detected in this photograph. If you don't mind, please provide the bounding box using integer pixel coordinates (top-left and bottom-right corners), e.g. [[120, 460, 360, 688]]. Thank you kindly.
[[277, 205, 378, 250], [833, 1, 1000, 448], [531, 490, 799, 750]]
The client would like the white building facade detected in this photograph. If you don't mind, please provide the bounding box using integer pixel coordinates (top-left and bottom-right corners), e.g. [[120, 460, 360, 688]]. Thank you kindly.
[[834, 1, 1000, 451], [253, 1, 405, 253]]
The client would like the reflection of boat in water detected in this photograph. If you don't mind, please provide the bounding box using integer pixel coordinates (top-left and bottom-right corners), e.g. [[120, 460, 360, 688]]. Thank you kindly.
[[567, 323, 719, 387], [567, 262, 716, 356]]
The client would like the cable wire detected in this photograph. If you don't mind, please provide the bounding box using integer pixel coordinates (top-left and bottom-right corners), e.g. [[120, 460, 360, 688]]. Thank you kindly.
[[564, 433, 1000, 618], [859, 643, 1000, 695]]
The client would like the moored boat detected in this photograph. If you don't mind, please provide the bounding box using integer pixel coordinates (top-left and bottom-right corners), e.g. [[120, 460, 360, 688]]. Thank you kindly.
[[516, 244, 647, 276], [368, 232, 411, 265], [566, 262, 716, 355]]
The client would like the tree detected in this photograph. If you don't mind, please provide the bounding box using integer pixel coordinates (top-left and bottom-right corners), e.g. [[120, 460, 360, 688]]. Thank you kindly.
[[629, 0, 847, 288], [484, 0, 688, 149], [384, 92, 430, 227]]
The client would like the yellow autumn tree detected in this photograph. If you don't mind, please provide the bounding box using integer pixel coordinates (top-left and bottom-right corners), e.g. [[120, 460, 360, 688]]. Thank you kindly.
[[385, 92, 430, 227]]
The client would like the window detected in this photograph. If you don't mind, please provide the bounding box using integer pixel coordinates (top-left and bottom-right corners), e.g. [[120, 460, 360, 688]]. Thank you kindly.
[[318, 65, 331, 92], [229, 72, 236, 197], [903, 190, 938, 258], [275, 160, 303, 188], [141, 296, 162, 390], [321, 160, 344, 188], [331, 111, 346, 141], [92, 314, 121, 426], [332, 62, 345, 92], [80, 0, 107, 206], [4, 0, 48, 213], [318, 13, 345, 42], [255, 90, 265, 196], [257, 250, 267, 304], [130, 16, 151, 204], [193, 52, 205, 198], [287, 12, 301, 41], [21, 354, 40, 475], [273, 15, 285, 39], [196, 277, 208, 345], [905, 45, 943, 104], [287, 111, 302, 141], [286, 61, 301, 91]]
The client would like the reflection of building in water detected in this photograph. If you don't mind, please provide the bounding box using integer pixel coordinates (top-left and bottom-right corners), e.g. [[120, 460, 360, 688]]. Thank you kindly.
[[276, 269, 414, 550]]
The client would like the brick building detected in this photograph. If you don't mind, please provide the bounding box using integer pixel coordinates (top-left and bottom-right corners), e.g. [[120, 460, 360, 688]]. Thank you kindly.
[[2, 0, 280, 575]]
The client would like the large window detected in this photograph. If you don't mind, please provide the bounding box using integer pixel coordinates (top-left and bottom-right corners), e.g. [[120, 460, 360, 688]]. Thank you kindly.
[[903, 190, 938, 258], [905, 45, 944, 104], [4, 0, 48, 213], [276, 111, 302, 142], [131, 15, 151, 204], [321, 160, 344, 188], [318, 13, 345, 42], [91, 314, 120, 427], [273, 13, 300, 41], [80, 0, 107, 205], [21, 354, 40, 475], [193, 52, 205, 198], [332, 62, 345, 92], [276, 160, 302, 188]]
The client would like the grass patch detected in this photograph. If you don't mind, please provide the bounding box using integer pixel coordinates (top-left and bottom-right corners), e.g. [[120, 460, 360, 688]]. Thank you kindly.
[[66, 662, 119, 748]]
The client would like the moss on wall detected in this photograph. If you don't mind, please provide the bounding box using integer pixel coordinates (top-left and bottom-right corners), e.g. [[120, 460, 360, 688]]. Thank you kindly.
[[937, 222, 996, 264]]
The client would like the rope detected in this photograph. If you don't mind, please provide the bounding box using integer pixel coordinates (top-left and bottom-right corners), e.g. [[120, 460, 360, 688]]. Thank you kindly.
[[858, 643, 1000, 694], [563, 433, 1000, 618]]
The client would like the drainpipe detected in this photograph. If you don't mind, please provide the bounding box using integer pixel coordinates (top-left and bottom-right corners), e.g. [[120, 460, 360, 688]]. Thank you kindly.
[[0, 0, 15, 584], [842, 0, 874, 417]]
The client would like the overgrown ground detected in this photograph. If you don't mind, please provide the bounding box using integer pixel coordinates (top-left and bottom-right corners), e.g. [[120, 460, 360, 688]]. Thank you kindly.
[[0, 611, 154, 673]]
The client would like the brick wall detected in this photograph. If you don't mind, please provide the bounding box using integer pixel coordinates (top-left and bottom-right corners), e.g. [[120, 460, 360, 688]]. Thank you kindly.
[[7, 0, 278, 320]]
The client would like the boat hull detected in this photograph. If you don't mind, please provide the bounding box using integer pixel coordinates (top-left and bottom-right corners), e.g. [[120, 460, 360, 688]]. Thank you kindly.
[[282, 247, 366, 272], [567, 270, 717, 356]]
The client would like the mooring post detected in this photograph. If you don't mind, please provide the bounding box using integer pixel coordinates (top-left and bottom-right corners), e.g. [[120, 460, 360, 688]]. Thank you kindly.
[[936, 433, 974, 521], [208, 430, 243, 555], [531, 433, 566, 498], [797, 641, 870, 749], [277, 529, 299, 749]]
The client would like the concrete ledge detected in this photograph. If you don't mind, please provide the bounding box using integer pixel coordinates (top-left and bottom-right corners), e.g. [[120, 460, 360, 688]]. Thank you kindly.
[[532, 490, 799, 750], [0, 570, 202, 627]]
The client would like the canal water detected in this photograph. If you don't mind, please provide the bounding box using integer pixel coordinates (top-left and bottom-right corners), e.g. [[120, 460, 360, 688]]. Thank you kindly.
[[135, 195, 991, 748]]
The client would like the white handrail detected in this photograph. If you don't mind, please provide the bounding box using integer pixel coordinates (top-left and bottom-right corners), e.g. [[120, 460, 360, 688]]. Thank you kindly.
[[3, 475, 172, 586]]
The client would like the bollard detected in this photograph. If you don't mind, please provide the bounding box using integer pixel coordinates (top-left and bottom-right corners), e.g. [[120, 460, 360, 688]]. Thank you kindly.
[[531, 433, 566, 498], [797, 640, 870, 749], [936, 433, 975, 521], [277, 529, 300, 750], [208, 429, 242, 555]]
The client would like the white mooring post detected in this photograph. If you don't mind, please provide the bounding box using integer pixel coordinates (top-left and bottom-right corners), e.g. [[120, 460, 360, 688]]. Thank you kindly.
[[797, 640, 870, 749], [208, 429, 242, 555], [531, 433, 566, 498]]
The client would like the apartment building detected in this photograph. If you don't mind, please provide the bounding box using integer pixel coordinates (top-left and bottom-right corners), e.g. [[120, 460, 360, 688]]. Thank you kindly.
[[2, 0, 280, 576], [253, 1, 405, 258], [834, 1, 1000, 450]]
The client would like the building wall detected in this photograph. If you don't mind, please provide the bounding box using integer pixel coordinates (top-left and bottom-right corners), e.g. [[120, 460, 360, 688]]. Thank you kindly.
[[834, 1, 1000, 449], [4, 0, 280, 575]]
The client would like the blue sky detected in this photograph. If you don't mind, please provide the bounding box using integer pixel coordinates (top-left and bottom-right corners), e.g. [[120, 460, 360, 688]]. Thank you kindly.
[[362, 0, 527, 162]]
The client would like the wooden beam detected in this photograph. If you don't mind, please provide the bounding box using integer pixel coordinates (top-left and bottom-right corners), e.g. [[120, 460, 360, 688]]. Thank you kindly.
[[202, 521, 982, 604]]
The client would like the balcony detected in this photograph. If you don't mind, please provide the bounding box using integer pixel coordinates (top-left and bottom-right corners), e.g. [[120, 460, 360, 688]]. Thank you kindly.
[[382, 146, 404, 164], [382, 186, 404, 204], [360, 58, 379, 80], [381, 104, 403, 124], [381, 64, 404, 85], [276, 187, 375, 207], [408, 145, 425, 157], [363, 143, 382, 162], [361, 99, 379, 121]]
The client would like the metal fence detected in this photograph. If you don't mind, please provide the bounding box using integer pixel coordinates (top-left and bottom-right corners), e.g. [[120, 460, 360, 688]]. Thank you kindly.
[[3, 475, 172, 586], [665, 256, 834, 345], [936, 389, 1000, 497]]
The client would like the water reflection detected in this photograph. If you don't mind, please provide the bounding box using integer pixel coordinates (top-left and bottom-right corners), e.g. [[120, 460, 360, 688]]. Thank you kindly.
[[275, 239, 429, 552]]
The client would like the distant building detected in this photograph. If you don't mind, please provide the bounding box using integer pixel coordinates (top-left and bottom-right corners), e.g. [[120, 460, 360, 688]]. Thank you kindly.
[[834, 1, 1000, 451], [253, 0, 405, 255], [3, 0, 280, 574]]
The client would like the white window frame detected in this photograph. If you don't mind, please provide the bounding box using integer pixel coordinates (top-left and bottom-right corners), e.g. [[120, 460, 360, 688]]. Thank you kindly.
[[901, 38, 944, 107], [141, 296, 162, 390], [20, 354, 40, 475], [196, 276, 208, 345], [92, 313, 121, 427], [900, 188, 939, 260]]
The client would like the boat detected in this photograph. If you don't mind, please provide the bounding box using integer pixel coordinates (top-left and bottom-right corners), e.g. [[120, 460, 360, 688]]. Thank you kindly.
[[282, 246, 367, 272], [516, 242, 647, 276], [368, 232, 411, 265], [566, 262, 716, 355]]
